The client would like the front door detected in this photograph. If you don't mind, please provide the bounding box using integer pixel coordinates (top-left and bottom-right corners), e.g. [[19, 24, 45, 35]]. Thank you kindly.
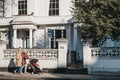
[[23, 30, 30, 48]]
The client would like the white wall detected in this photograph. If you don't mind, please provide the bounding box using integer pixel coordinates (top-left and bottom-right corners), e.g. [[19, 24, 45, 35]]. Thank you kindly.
[[27, 0, 36, 15], [83, 44, 120, 74], [35, 0, 48, 16], [0, 38, 69, 69], [5, 0, 13, 17], [2, 59, 58, 68], [0, 43, 6, 67], [59, 0, 72, 16], [12, 0, 18, 16], [34, 29, 45, 48]]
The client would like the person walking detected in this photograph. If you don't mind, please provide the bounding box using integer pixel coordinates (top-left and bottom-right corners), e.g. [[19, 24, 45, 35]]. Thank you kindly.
[[14, 47, 23, 74], [20, 49, 29, 73]]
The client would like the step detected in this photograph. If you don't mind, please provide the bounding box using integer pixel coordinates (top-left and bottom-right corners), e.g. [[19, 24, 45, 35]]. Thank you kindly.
[[66, 68, 87, 74]]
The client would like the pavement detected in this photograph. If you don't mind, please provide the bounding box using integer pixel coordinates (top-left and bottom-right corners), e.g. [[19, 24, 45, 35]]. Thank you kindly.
[[0, 72, 120, 80]]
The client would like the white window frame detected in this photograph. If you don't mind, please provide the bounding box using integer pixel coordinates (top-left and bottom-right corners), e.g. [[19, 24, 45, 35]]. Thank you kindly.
[[74, 0, 81, 8], [49, 0, 59, 16], [18, 0, 27, 15]]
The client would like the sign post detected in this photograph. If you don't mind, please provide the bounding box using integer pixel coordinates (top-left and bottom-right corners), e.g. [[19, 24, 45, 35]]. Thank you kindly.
[[48, 29, 52, 49]]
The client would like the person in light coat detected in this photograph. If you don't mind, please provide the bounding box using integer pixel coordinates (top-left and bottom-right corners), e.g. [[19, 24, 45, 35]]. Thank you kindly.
[[14, 47, 23, 74]]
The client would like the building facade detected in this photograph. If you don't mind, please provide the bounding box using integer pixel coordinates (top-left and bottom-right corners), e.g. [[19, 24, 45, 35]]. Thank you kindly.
[[0, 0, 83, 63], [0, 0, 120, 64], [0, 0, 120, 73]]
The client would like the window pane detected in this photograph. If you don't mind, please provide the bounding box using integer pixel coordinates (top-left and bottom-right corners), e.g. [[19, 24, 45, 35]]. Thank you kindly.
[[25, 0, 27, 3], [52, 0, 55, 2], [56, 10, 59, 15], [49, 10, 52, 15], [56, 3, 59, 8], [25, 4, 27, 9], [51, 29, 66, 49], [21, 1, 24, 3], [53, 3, 55, 8], [21, 4, 24, 9], [25, 10, 27, 14], [22, 10, 24, 14], [53, 10, 55, 15], [56, 0, 59, 2], [19, 11, 22, 15], [55, 30, 61, 38], [49, 0, 59, 16], [63, 30, 66, 38], [18, 0, 27, 15], [75, 0, 81, 7]]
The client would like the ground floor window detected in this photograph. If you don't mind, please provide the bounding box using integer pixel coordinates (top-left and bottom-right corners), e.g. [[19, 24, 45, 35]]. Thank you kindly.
[[51, 29, 66, 49]]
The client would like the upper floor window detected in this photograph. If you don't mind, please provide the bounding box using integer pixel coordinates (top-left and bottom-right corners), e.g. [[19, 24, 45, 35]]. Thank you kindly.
[[49, 0, 59, 16], [0, 0, 5, 17], [74, 0, 81, 8], [18, 0, 27, 15]]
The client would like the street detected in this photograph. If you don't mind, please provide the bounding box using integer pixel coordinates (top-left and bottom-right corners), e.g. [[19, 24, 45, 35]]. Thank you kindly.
[[0, 72, 120, 80]]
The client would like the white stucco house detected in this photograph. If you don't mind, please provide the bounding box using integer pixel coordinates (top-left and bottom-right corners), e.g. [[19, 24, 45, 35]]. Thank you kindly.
[[0, 0, 83, 66], [0, 0, 120, 74]]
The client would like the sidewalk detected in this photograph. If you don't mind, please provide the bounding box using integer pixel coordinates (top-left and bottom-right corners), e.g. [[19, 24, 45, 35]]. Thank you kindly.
[[0, 72, 120, 80]]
